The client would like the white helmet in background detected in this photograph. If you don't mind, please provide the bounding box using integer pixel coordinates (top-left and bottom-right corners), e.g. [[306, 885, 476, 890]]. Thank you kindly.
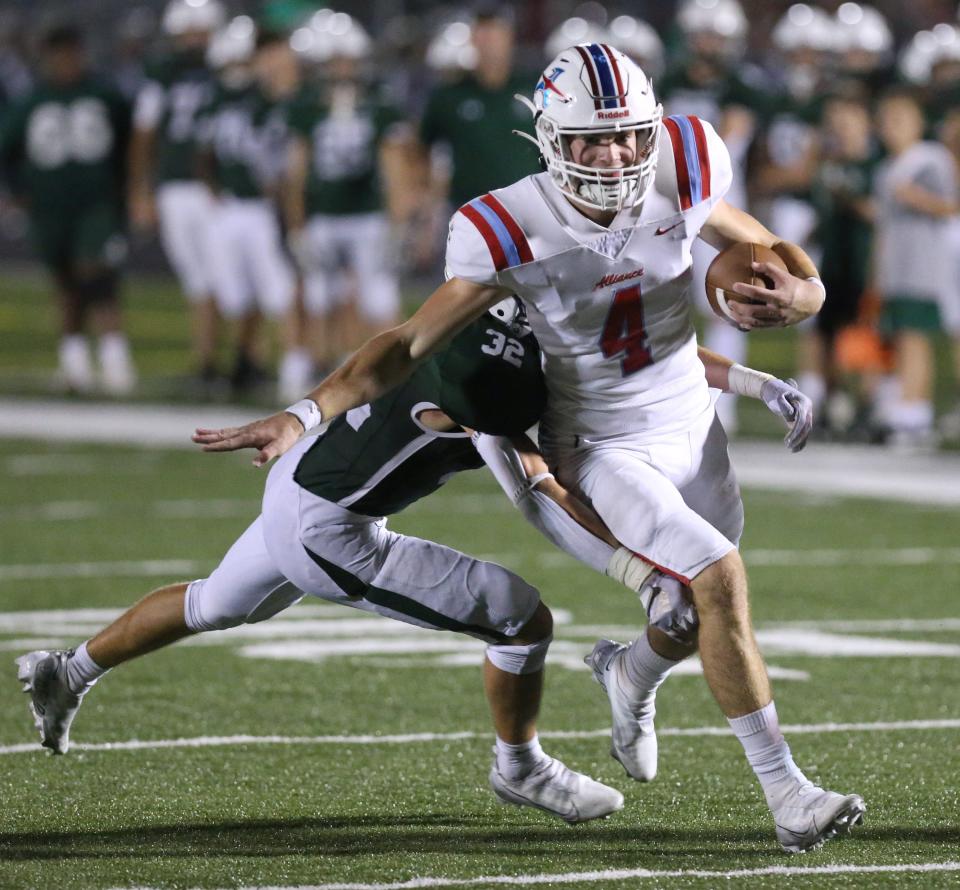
[[163, 0, 226, 36], [426, 20, 477, 72], [900, 24, 960, 84], [771, 4, 836, 53], [206, 16, 256, 69], [677, 0, 747, 58], [291, 9, 370, 63], [834, 3, 892, 56], [544, 17, 609, 61], [518, 44, 663, 212], [608, 15, 664, 80]]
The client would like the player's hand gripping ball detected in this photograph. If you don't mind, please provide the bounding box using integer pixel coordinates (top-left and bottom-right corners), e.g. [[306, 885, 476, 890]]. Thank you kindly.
[[705, 242, 789, 330]]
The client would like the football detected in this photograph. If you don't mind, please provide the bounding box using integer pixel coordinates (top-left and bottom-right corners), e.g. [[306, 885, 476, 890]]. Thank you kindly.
[[705, 242, 789, 326]]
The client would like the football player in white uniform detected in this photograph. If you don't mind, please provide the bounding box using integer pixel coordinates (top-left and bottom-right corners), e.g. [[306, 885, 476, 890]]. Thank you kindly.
[[191, 45, 863, 853]]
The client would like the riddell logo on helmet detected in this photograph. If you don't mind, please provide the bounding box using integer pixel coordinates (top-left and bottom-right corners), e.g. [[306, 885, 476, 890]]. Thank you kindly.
[[596, 109, 630, 120]]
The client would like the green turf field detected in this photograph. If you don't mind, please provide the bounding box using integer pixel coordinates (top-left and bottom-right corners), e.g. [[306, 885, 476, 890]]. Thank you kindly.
[[0, 436, 958, 889]]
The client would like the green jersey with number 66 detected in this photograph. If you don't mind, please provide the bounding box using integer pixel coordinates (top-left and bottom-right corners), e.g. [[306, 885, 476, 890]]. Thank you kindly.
[[293, 311, 546, 518], [0, 76, 130, 213]]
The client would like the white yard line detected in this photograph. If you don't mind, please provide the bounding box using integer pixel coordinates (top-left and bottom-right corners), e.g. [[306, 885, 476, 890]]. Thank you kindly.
[[2, 718, 957, 757], [6, 547, 960, 583], [108, 861, 960, 890]]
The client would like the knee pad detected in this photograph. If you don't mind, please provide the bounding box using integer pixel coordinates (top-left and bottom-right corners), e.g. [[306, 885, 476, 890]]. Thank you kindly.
[[640, 573, 699, 646], [485, 634, 552, 675]]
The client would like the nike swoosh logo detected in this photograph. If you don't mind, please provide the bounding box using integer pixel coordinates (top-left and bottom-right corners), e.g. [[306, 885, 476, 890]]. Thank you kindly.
[[655, 222, 682, 236]]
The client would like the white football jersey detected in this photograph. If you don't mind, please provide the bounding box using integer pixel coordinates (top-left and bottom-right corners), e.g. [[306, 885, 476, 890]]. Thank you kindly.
[[445, 115, 732, 441]]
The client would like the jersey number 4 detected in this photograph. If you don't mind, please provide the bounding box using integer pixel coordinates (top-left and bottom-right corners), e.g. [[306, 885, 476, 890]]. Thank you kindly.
[[600, 284, 652, 375]]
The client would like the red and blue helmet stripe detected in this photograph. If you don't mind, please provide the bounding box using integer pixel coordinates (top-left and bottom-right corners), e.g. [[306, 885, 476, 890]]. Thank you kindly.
[[574, 43, 626, 110], [663, 115, 712, 210], [459, 194, 533, 272]]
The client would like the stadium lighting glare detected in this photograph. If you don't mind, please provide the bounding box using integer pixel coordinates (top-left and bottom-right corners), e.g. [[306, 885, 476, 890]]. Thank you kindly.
[[563, 17, 589, 41], [933, 22, 957, 44], [228, 15, 254, 37], [329, 12, 351, 36]]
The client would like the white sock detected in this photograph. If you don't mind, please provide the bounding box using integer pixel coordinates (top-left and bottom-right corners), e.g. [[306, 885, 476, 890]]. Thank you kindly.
[[59, 335, 95, 392], [97, 333, 136, 395], [728, 701, 807, 804], [65, 641, 108, 694], [620, 632, 677, 723], [495, 734, 548, 780]]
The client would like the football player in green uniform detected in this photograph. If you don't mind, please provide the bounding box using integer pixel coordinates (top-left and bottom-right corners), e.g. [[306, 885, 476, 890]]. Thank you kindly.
[[660, 0, 762, 434], [17, 303, 654, 823], [0, 24, 135, 394], [198, 21, 309, 398], [128, 0, 224, 384], [797, 89, 879, 432], [284, 12, 410, 368]]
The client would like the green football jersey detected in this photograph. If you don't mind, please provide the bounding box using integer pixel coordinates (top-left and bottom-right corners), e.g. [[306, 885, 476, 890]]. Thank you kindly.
[[287, 86, 405, 216], [138, 52, 215, 183], [812, 152, 878, 291], [419, 72, 540, 208], [0, 76, 130, 213], [198, 84, 278, 199], [294, 314, 546, 517]]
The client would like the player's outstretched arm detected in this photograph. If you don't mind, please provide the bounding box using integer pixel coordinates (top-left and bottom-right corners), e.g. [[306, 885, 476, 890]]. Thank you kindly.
[[473, 434, 655, 592], [193, 277, 508, 466], [699, 199, 825, 329], [698, 347, 814, 452]]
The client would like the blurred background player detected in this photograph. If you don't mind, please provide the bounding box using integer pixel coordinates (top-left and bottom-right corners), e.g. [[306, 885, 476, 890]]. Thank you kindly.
[[415, 4, 539, 270], [831, 3, 896, 98], [198, 20, 307, 399], [660, 0, 760, 433], [128, 0, 224, 388], [0, 23, 135, 395], [797, 87, 878, 434], [285, 11, 409, 371], [873, 87, 958, 447]]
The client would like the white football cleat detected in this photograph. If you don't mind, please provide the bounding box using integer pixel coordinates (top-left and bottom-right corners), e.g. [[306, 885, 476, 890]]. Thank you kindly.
[[489, 755, 624, 824], [584, 639, 658, 782], [15, 650, 84, 754], [770, 780, 866, 853]]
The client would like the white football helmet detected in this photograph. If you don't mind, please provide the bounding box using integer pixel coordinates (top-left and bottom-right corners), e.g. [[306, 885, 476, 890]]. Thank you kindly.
[[772, 4, 836, 53], [162, 0, 226, 36], [426, 20, 477, 72], [206, 16, 256, 70], [608, 15, 665, 79], [517, 44, 663, 212], [292, 9, 371, 63], [677, 0, 747, 58], [544, 18, 609, 61], [900, 25, 960, 85], [834, 3, 892, 56]]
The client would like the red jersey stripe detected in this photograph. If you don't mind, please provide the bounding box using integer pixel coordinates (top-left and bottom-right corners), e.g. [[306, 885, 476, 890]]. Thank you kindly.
[[689, 116, 712, 201], [599, 44, 625, 107], [459, 203, 507, 271], [480, 194, 533, 264], [574, 45, 603, 109], [663, 117, 692, 211]]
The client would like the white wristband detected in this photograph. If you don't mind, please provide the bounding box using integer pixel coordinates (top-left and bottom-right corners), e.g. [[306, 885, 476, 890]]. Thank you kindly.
[[727, 363, 775, 400], [285, 398, 323, 432]]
